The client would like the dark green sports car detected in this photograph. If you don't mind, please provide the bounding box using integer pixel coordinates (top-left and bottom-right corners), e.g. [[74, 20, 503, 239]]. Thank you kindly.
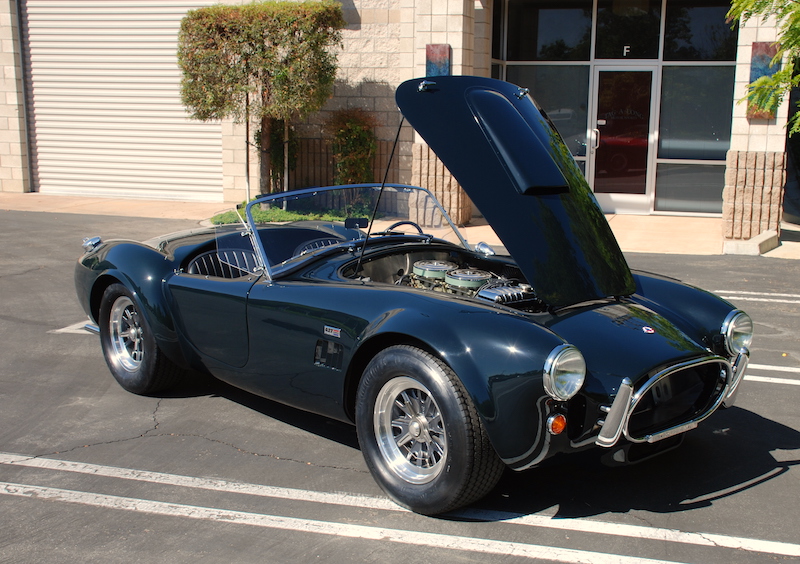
[[75, 76, 752, 515]]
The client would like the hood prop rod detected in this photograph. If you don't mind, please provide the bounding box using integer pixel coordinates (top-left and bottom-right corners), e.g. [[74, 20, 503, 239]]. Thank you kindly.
[[353, 116, 405, 278]]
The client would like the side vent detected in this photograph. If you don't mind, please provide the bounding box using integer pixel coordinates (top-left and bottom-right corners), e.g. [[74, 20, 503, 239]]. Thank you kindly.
[[314, 340, 344, 370]]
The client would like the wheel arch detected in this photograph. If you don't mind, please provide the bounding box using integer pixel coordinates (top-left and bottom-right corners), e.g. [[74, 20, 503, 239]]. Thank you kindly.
[[84, 254, 190, 370], [341, 308, 566, 463], [343, 332, 438, 422]]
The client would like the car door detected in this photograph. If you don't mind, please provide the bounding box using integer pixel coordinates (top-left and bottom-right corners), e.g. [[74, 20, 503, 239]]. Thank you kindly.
[[168, 274, 258, 368], [167, 231, 262, 368], [237, 278, 372, 421]]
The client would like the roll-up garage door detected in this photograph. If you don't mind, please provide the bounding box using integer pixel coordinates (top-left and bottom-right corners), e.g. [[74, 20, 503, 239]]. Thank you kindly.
[[22, 1, 223, 201]]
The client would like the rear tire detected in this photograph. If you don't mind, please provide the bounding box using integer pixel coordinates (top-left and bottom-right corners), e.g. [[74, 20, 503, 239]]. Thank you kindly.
[[98, 283, 181, 394], [356, 345, 504, 514]]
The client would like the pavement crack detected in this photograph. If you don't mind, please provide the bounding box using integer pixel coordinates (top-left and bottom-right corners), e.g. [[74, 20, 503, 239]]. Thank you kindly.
[[143, 399, 163, 435], [30, 427, 367, 475], [141, 431, 370, 474]]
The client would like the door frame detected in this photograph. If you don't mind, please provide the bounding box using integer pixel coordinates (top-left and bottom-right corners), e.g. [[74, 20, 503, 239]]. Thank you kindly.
[[587, 65, 661, 215]]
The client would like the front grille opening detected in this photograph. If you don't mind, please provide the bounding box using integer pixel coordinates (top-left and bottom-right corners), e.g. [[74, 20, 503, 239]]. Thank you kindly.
[[628, 363, 726, 440]]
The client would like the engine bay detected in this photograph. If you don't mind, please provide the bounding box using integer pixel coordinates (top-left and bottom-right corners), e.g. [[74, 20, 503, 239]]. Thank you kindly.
[[344, 248, 546, 312]]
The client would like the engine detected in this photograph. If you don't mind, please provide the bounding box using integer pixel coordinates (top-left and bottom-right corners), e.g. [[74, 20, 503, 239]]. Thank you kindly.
[[405, 259, 541, 308]]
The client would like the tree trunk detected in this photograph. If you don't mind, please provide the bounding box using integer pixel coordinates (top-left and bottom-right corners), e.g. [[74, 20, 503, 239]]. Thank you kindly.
[[259, 115, 271, 194], [283, 120, 290, 193]]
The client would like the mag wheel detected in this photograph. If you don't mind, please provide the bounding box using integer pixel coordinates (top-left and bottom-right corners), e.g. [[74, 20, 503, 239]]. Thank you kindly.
[[99, 283, 181, 395], [356, 345, 504, 515]]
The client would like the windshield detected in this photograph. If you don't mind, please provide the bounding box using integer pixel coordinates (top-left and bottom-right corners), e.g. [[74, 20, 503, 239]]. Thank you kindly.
[[229, 184, 468, 278]]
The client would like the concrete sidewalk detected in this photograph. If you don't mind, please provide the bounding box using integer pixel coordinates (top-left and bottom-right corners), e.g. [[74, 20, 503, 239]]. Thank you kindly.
[[2, 191, 799, 258]]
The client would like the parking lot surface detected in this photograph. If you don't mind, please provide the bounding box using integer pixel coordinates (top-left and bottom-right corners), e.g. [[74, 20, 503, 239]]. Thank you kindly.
[[1, 210, 798, 563]]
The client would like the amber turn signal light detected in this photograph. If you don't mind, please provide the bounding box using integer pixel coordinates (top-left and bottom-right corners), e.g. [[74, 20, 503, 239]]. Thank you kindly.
[[547, 413, 567, 435]]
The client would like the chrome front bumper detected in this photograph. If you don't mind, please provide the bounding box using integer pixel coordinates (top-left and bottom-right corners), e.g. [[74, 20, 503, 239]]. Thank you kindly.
[[596, 350, 749, 448]]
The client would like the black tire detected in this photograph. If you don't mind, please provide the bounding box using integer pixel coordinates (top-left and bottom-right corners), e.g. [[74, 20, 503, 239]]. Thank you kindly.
[[355, 345, 504, 514], [98, 283, 182, 395]]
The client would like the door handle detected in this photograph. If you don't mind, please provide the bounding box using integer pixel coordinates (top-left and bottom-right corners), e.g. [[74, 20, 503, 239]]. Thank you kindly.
[[591, 129, 600, 150]]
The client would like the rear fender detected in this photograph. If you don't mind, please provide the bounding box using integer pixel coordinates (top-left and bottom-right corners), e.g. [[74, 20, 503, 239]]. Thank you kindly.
[[78, 242, 190, 369]]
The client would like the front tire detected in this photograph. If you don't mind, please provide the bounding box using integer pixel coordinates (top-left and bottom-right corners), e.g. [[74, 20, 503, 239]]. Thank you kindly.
[[98, 283, 181, 395], [356, 345, 504, 514]]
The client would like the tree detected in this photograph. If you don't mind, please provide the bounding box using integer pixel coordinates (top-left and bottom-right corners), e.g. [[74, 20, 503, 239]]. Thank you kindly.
[[177, 1, 345, 198], [728, 0, 800, 134]]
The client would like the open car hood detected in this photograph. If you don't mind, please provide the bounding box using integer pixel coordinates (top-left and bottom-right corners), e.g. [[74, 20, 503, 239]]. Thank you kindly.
[[396, 76, 635, 307]]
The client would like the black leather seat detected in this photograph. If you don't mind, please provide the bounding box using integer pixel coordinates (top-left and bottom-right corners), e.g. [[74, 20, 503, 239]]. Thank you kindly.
[[187, 249, 258, 278]]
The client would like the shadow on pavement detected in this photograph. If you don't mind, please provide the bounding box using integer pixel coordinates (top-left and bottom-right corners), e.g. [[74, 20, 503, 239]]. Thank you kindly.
[[160, 371, 360, 451], [474, 405, 800, 519], [167, 371, 799, 520]]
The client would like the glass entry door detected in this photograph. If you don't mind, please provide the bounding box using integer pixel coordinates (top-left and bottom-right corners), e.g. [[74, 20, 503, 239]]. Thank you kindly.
[[589, 68, 656, 214]]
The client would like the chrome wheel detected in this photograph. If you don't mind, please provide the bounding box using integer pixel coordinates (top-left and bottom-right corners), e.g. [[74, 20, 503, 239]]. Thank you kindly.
[[109, 295, 144, 372], [374, 376, 447, 484]]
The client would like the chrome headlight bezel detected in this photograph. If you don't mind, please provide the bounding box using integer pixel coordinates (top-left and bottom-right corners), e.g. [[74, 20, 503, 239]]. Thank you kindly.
[[721, 310, 753, 356], [543, 344, 586, 401]]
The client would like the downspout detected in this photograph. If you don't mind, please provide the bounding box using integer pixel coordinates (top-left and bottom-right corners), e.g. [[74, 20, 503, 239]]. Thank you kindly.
[[14, 0, 34, 192]]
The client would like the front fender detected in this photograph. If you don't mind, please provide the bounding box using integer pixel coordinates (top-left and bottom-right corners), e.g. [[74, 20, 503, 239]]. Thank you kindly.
[[631, 271, 737, 355], [353, 296, 566, 465]]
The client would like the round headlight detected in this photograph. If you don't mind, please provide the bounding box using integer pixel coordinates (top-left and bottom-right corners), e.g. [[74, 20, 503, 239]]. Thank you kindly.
[[543, 344, 586, 401], [722, 310, 753, 355]]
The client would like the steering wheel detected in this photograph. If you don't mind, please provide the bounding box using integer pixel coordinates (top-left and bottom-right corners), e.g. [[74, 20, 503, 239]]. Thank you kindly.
[[382, 221, 424, 234]]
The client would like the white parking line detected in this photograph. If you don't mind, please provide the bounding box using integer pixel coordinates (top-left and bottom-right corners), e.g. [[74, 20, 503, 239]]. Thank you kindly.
[[745, 375, 800, 386], [2, 453, 799, 558], [749, 363, 800, 374], [715, 291, 800, 299], [716, 296, 800, 304], [715, 290, 800, 305], [48, 321, 91, 334], [0, 481, 709, 564], [0, 453, 397, 511]]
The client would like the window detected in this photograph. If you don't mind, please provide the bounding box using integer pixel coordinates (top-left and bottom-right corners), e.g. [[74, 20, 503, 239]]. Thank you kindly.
[[595, 0, 662, 59], [664, 0, 738, 61], [506, 0, 592, 61], [658, 66, 734, 160], [506, 65, 590, 157], [655, 164, 725, 213]]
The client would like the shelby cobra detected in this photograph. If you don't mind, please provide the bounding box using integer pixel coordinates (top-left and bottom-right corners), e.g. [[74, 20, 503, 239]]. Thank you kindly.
[[75, 76, 753, 515]]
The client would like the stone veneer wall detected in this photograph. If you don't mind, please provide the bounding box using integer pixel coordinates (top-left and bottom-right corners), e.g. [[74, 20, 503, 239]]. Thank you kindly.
[[724, 14, 790, 251], [0, 0, 29, 193], [724, 151, 786, 239], [412, 143, 472, 224]]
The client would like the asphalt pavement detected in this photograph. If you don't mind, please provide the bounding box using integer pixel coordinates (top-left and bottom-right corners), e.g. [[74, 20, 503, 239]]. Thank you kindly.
[[0, 208, 798, 563]]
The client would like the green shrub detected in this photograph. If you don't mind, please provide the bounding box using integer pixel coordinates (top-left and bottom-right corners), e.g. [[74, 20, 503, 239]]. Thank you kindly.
[[324, 108, 378, 185]]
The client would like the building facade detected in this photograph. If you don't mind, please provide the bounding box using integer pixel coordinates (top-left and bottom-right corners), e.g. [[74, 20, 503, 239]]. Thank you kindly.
[[1, 0, 790, 245]]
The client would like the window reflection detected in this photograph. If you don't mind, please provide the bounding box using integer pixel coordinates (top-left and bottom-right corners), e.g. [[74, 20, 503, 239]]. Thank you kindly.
[[658, 66, 734, 160], [507, 0, 592, 61], [506, 65, 590, 157], [596, 0, 662, 59], [655, 164, 724, 213], [492, 0, 504, 59], [664, 0, 738, 61]]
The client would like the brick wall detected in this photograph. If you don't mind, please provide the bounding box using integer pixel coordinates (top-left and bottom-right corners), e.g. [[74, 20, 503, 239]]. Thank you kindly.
[[0, 0, 29, 193], [724, 151, 786, 239]]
